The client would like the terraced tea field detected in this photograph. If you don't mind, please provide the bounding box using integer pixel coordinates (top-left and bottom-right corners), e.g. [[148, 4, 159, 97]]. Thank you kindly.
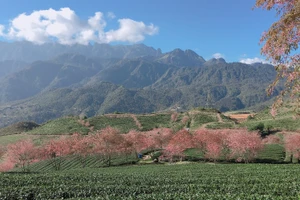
[[1, 163, 300, 199]]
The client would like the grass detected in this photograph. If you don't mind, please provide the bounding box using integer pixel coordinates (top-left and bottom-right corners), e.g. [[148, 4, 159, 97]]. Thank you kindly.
[[205, 122, 235, 129], [0, 109, 240, 136], [0, 134, 56, 146], [88, 115, 138, 133], [137, 114, 172, 131], [0, 134, 34, 146], [28, 117, 90, 135], [189, 113, 218, 129], [0, 122, 39, 136], [241, 107, 300, 131]]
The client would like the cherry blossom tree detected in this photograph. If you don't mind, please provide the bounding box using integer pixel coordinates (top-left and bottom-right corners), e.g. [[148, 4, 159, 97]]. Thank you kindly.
[[92, 127, 124, 166], [146, 128, 173, 149], [69, 133, 94, 168], [0, 145, 5, 159], [284, 133, 300, 161], [193, 129, 228, 162], [123, 130, 150, 159], [6, 139, 38, 172], [0, 160, 15, 172], [255, 0, 300, 115], [226, 130, 263, 163], [181, 116, 190, 125], [42, 136, 73, 170], [164, 129, 194, 162], [143, 128, 173, 161], [0, 146, 14, 172], [262, 134, 282, 144], [171, 112, 178, 122]]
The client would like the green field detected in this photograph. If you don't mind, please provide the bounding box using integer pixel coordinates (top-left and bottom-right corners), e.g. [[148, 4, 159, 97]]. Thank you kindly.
[[28, 117, 90, 135], [241, 107, 300, 131], [1, 164, 300, 199], [88, 115, 138, 133], [137, 113, 173, 131]]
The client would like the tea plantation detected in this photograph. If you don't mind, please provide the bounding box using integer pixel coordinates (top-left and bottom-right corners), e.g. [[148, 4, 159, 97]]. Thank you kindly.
[[1, 163, 300, 199]]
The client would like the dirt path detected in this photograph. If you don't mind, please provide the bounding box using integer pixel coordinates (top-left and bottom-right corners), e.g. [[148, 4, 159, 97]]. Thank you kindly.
[[227, 114, 252, 122], [131, 114, 143, 130], [217, 113, 223, 123]]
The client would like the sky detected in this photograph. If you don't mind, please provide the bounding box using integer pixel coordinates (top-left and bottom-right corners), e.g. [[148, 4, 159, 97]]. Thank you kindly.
[[0, 0, 278, 63]]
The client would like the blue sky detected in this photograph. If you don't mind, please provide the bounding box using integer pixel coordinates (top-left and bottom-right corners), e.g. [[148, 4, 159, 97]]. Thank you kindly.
[[0, 0, 277, 63]]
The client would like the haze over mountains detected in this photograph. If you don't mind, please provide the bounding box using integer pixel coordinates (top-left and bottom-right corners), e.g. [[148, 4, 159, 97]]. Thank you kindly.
[[0, 42, 279, 128]]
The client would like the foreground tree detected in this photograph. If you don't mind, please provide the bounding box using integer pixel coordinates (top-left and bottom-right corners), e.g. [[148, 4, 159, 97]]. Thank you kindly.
[[255, 0, 300, 115]]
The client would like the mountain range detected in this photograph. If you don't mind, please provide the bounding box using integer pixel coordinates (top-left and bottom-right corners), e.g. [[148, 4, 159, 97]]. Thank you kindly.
[[0, 42, 279, 128]]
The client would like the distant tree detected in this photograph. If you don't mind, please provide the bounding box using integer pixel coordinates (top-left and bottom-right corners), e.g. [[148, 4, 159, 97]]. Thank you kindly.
[[6, 140, 37, 172], [164, 129, 194, 162], [226, 130, 263, 163], [69, 133, 93, 168], [193, 129, 228, 162], [284, 133, 300, 162], [255, 0, 300, 115], [171, 112, 178, 122], [0, 145, 5, 159], [123, 130, 150, 159], [181, 116, 190, 126], [262, 134, 282, 144], [92, 127, 124, 166], [42, 136, 73, 170], [147, 128, 173, 150]]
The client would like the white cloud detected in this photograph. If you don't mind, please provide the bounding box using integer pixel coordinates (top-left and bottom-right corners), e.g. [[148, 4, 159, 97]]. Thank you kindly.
[[0, 25, 4, 36], [107, 12, 116, 19], [240, 57, 268, 64], [0, 7, 158, 45], [105, 19, 158, 43], [213, 53, 224, 59]]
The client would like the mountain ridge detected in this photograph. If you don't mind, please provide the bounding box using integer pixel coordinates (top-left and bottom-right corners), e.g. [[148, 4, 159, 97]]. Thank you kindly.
[[0, 42, 279, 128]]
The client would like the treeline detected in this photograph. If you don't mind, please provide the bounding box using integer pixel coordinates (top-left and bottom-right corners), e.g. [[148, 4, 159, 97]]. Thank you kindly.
[[0, 127, 298, 172]]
